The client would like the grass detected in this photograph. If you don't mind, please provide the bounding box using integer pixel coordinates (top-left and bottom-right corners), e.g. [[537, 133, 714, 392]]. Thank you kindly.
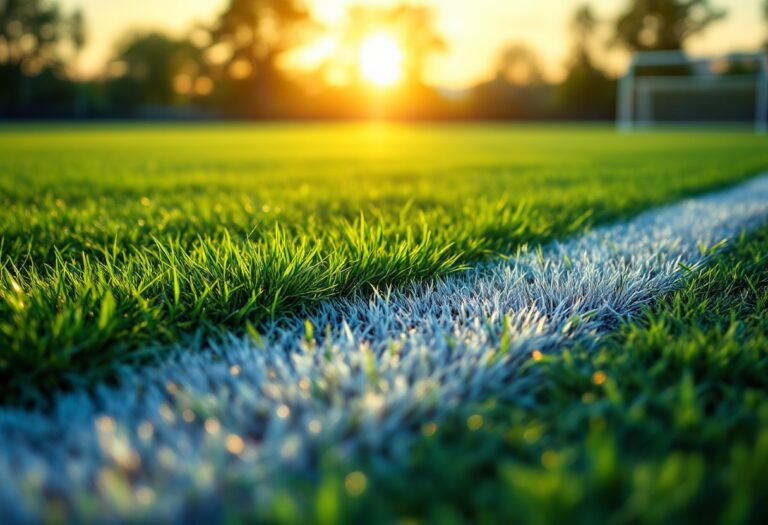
[[2, 169, 764, 523], [298, 223, 768, 525], [1, 123, 767, 403]]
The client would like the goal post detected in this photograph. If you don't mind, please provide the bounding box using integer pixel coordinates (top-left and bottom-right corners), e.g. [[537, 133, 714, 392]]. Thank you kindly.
[[617, 50, 768, 134]]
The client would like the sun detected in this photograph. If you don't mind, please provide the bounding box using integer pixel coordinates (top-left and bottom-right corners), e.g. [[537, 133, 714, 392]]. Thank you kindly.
[[358, 32, 404, 87]]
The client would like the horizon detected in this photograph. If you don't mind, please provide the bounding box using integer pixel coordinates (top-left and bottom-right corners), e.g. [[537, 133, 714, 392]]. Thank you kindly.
[[59, 0, 765, 89]]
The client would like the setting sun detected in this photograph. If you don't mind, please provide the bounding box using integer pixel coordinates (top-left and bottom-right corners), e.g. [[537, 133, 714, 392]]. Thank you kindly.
[[358, 33, 404, 87]]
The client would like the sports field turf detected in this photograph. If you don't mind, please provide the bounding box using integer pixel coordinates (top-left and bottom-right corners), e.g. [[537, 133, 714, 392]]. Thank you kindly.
[[316, 221, 768, 525], [1, 124, 766, 403], [539, 223, 768, 524], [1, 124, 768, 524]]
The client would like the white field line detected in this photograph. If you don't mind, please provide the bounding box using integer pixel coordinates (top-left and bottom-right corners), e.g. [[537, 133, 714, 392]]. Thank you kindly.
[[2, 175, 768, 521]]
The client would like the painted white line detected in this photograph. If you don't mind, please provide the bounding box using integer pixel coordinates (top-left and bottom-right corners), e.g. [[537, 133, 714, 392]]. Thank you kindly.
[[2, 175, 768, 521]]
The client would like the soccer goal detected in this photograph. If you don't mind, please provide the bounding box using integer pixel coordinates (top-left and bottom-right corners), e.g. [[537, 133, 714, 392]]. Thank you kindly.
[[617, 50, 768, 134]]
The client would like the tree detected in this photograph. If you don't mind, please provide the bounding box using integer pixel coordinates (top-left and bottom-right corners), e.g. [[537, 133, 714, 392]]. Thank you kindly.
[[573, 4, 598, 46], [613, 0, 726, 51], [764, 0, 768, 47], [0, 0, 84, 115], [341, 4, 446, 86], [0, 0, 84, 70], [557, 4, 615, 119], [471, 43, 551, 120], [107, 32, 200, 111], [206, 0, 315, 115], [305, 4, 446, 119], [494, 43, 544, 86]]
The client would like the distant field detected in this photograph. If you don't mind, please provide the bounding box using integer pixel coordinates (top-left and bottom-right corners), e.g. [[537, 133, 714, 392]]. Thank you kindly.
[[1, 124, 767, 402]]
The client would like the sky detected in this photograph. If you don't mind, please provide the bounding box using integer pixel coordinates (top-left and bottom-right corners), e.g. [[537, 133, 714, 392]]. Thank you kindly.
[[59, 0, 766, 88]]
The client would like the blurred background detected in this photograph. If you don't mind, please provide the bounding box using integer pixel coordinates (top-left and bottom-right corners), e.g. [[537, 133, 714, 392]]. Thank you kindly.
[[0, 0, 766, 120]]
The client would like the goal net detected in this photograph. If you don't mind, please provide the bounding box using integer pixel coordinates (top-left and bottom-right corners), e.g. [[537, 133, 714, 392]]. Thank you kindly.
[[617, 50, 768, 134]]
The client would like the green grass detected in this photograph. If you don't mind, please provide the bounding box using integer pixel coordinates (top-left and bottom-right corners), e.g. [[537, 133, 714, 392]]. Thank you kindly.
[[301, 223, 768, 525], [1, 123, 767, 403]]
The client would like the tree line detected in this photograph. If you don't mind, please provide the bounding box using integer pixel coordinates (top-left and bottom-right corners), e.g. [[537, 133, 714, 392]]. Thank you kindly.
[[0, 0, 761, 119]]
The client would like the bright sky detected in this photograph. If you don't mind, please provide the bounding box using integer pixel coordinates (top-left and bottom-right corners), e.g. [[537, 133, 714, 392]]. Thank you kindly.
[[60, 0, 765, 88]]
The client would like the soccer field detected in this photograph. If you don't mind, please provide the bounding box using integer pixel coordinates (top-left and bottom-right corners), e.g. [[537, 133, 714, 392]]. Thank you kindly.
[[1, 124, 768, 523], [2, 124, 767, 400]]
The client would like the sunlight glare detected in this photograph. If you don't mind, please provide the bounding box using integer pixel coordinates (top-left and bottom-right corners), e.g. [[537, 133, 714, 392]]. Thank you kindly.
[[358, 32, 404, 87]]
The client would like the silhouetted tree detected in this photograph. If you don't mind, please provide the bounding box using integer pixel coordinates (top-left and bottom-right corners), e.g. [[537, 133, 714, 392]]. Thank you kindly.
[[764, 0, 768, 47], [573, 4, 598, 45], [472, 43, 552, 119], [341, 4, 445, 86], [613, 0, 726, 51], [557, 4, 615, 119], [494, 43, 544, 86], [0, 0, 84, 116], [206, 0, 315, 116], [307, 4, 447, 119], [107, 32, 199, 113]]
